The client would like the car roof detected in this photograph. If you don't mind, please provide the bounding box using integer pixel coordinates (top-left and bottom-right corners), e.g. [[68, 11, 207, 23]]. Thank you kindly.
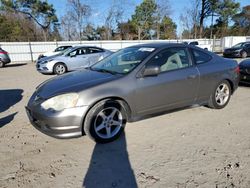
[[129, 42, 189, 49], [60, 45, 72, 47], [71, 45, 104, 50]]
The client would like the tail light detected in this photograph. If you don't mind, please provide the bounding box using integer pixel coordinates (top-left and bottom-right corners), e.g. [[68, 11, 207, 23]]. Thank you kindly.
[[0, 51, 8, 55], [235, 66, 240, 74]]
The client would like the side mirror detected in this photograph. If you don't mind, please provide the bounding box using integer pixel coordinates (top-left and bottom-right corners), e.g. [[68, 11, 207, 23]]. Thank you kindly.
[[70, 54, 76, 57], [143, 64, 160, 77]]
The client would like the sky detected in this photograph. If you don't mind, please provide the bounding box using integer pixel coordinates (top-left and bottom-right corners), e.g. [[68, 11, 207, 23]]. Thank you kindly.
[[48, 0, 250, 35]]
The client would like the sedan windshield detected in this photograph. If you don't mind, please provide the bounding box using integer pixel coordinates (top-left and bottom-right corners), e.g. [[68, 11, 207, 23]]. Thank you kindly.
[[91, 47, 155, 74], [63, 47, 74, 56], [232, 43, 244, 48]]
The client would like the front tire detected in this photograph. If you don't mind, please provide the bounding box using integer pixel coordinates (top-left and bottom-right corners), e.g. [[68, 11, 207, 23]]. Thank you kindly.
[[84, 100, 127, 143], [53, 63, 67, 75], [208, 80, 231, 109]]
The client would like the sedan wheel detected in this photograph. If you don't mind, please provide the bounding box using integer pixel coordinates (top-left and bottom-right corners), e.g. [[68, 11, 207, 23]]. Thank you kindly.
[[208, 80, 231, 109], [215, 83, 230, 106], [54, 63, 66, 75], [84, 100, 126, 143]]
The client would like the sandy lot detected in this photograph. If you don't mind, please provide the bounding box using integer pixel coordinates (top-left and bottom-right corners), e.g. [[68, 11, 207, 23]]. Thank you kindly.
[[0, 62, 250, 188]]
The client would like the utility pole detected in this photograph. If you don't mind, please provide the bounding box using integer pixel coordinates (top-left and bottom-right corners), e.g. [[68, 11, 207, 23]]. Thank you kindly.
[[210, 11, 214, 40]]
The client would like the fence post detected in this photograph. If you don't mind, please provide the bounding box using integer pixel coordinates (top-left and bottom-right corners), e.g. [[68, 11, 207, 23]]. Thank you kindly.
[[28, 42, 33, 62], [213, 35, 216, 52]]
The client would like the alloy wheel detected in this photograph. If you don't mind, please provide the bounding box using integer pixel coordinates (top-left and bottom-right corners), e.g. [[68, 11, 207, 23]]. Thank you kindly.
[[55, 64, 66, 74], [94, 107, 123, 139], [215, 83, 230, 106]]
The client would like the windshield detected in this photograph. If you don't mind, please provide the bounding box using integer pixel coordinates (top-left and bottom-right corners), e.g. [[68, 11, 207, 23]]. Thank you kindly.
[[63, 47, 74, 56], [91, 47, 155, 74], [232, 43, 244, 48]]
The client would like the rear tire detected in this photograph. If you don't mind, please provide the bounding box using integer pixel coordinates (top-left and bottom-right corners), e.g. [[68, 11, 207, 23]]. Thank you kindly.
[[208, 80, 231, 109], [84, 100, 127, 143], [241, 51, 247, 58], [53, 63, 67, 75]]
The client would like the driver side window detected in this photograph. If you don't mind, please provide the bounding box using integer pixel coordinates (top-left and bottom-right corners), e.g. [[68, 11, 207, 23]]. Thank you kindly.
[[148, 48, 191, 73]]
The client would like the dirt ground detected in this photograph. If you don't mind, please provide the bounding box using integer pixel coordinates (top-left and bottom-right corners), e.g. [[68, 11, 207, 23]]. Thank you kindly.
[[0, 61, 250, 188]]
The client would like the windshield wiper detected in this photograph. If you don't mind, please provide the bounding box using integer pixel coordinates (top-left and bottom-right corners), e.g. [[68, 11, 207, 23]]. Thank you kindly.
[[89, 68, 120, 75]]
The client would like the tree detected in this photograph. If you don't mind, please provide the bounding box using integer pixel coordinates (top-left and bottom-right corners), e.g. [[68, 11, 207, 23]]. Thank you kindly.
[[232, 5, 250, 35], [199, 0, 211, 38], [0, 0, 59, 41], [0, 12, 45, 41], [65, 0, 91, 40], [101, 0, 128, 40], [131, 0, 157, 40], [155, 0, 171, 39], [214, 0, 240, 37], [117, 21, 137, 40], [180, 0, 200, 39], [159, 16, 176, 39]]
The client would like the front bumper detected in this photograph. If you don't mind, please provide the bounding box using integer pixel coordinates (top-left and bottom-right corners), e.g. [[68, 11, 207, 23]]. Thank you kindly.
[[26, 105, 89, 139], [1, 57, 11, 64], [36, 63, 53, 73], [223, 51, 241, 58]]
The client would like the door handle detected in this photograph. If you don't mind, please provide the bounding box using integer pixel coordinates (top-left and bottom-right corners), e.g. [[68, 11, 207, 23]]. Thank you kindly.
[[187, 75, 196, 79]]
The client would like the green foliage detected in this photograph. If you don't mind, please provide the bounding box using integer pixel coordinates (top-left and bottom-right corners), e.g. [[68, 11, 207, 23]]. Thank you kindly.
[[0, 0, 59, 41], [160, 16, 177, 39], [1, 0, 58, 28], [0, 13, 42, 41], [131, 0, 157, 39], [215, 0, 240, 23], [233, 5, 250, 25], [213, 0, 240, 37]]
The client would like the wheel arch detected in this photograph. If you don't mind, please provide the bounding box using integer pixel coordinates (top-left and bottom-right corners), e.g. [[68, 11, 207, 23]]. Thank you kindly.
[[225, 78, 235, 94], [81, 96, 132, 135], [53, 62, 68, 72]]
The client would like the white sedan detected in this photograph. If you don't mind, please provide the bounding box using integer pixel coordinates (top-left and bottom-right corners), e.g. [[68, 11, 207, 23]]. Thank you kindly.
[[36, 46, 113, 75], [38, 45, 72, 59]]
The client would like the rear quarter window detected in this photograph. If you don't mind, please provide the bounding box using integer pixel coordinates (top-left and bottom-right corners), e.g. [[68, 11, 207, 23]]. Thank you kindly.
[[192, 49, 212, 64]]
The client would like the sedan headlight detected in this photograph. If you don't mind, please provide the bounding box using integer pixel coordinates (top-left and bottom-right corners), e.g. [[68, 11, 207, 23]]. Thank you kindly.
[[41, 93, 79, 111], [41, 59, 54, 64]]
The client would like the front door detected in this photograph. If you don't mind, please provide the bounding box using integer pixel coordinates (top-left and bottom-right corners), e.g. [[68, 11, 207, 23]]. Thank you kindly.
[[135, 47, 199, 115], [68, 47, 89, 70]]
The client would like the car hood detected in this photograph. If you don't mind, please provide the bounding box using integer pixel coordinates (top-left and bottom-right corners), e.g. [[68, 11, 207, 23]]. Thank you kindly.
[[239, 59, 250, 68], [37, 53, 63, 63], [51, 56, 68, 62], [36, 69, 121, 99], [43, 51, 60, 56]]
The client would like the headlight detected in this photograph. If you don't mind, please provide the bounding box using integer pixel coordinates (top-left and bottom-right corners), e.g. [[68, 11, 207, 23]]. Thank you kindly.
[[41, 59, 54, 64], [41, 93, 79, 111]]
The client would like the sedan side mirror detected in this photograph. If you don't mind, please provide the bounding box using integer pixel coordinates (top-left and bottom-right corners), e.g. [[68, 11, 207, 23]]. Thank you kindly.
[[143, 64, 160, 77], [70, 53, 76, 57]]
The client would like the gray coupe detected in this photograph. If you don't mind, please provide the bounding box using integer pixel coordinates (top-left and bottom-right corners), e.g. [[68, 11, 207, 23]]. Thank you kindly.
[[26, 43, 239, 143]]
